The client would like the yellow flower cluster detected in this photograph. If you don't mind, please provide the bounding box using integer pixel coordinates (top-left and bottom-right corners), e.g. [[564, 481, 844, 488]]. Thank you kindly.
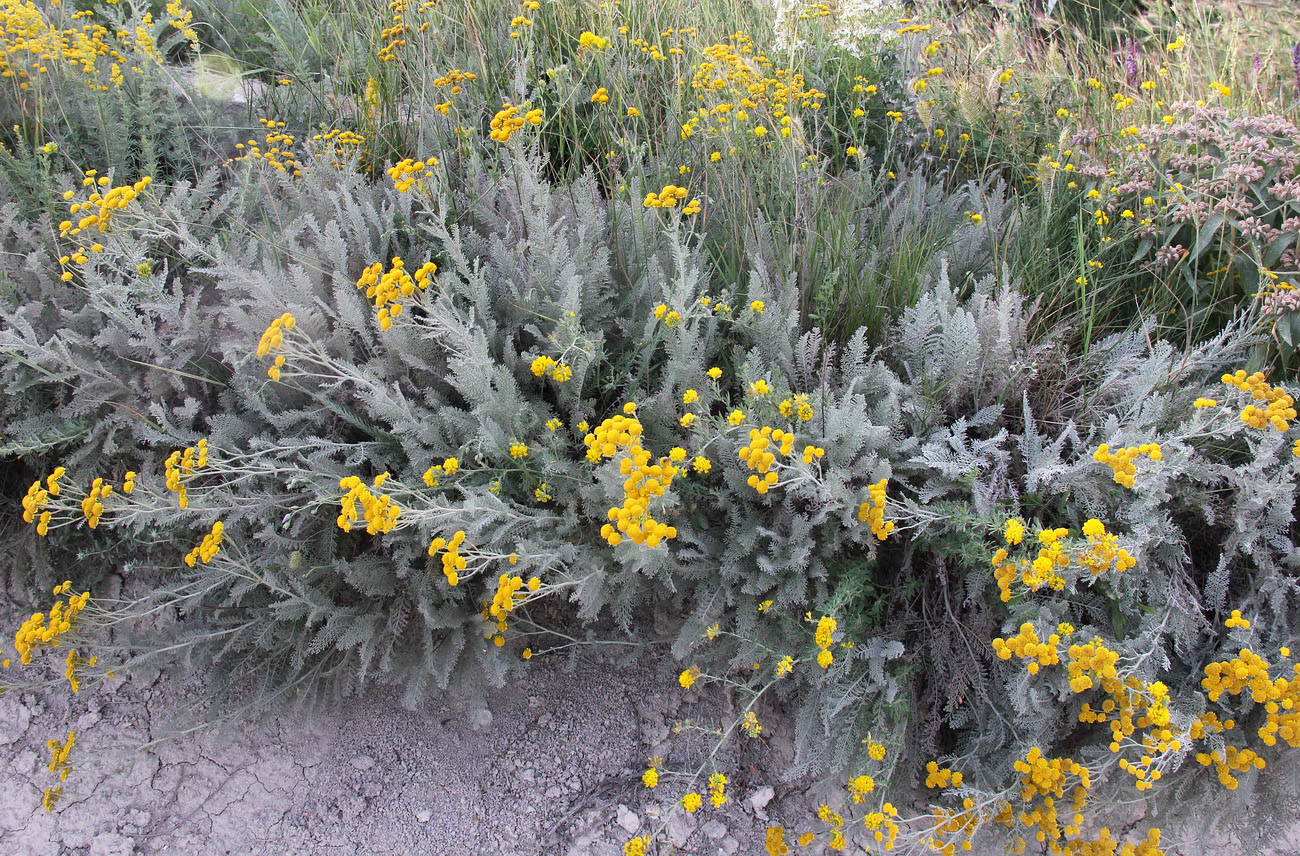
[[183, 520, 224, 567], [386, 157, 437, 192], [427, 530, 468, 585], [652, 303, 683, 326], [1224, 609, 1251, 629], [14, 583, 89, 665], [679, 665, 701, 688], [643, 184, 689, 208], [21, 466, 67, 536], [861, 803, 901, 848], [926, 798, 981, 856], [847, 773, 874, 802], [623, 837, 649, 856], [857, 478, 894, 540], [356, 257, 437, 330], [224, 120, 303, 176], [587, 408, 679, 547], [777, 393, 814, 422], [993, 520, 1135, 601], [423, 456, 460, 487], [1199, 648, 1300, 753], [1221, 370, 1296, 431], [488, 102, 543, 142], [59, 173, 150, 239], [1194, 744, 1266, 790], [1092, 443, 1161, 489], [164, 439, 208, 509], [530, 355, 573, 382], [578, 31, 609, 51], [337, 473, 400, 534], [641, 758, 659, 787], [739, 426, 792, 494], [814, 615, 837, 668], [683, 35, 825, 142], [992, 623, 1061, 674], [924, 761, 964, 788], [1077, 519, 1137, 575], [484, 572, 539, 645], [708, 772, 728, 806], [257, 312, 296, 381], [0, 1, 166, 93], [764, 826, 789, 855], [78, 476, 112, 528]]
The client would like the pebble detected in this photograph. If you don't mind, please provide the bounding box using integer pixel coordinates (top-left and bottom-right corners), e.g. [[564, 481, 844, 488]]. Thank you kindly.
[[416, 808, 432, 823], [615, 804, 640, 834], [349, 755, 375, 771], [470, 708, 493, 732], [0, 698, 31, 746], [719, 835, 740, 855], [702, 820, 727, 841]]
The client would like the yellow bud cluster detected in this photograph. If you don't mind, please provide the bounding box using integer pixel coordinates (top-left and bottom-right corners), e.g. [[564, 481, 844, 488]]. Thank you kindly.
[[14, 583, 89, 665], [488, 102, 542, 142], [257, 313, 296, 380], [163, 440, 207, 509], [847, 773, 875, 802], [183, 520, 224, 567], [60, 175, 150, 238], [1202, 647, 1274, 703], [337, 474, 400, 534], [1066, 639, 1120, 694], [428, 530, 467, 585], [386, 157, 437, 192], [63, 649, 96, 694], [1222, 370, 1296, 431], [122, 470, 136, 495], [857, 478, 894, 540], [924, 761, 964, 789], [739, 426, 792, 494], [423, 457, 460, 487], [992, 623, 1061, 674], [530, 355, 573, 382], [644, 184, 689, 208], [356, 257, 436, 330], [1092, 443, 1161, 489], [861, 803, 901, 848], [46, 730, 76, 782], [79, 477, 112, 528]]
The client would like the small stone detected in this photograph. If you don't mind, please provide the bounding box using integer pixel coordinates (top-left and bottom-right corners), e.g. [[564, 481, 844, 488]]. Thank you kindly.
[[0, 699, 31, 746], [416, 808, 432, 823], [471, 708, 493, 732], [11, 749, 38, 775], [349, 755, 375, 771], [746, 785, 775, 812], [719, 835, 740, 855], [520, 768, 536, 782], [537, 713, 553, 728], [545, 786, 564, 799], [88, 831, 136, 856], [702, 820, 727, 841], [75, 710, 101, 730], [666, 809, 693, 847], [615, 804, 641, 834]]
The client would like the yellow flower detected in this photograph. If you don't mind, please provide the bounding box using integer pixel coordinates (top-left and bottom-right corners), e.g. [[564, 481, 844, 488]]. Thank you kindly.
[[692, 456, 712, 474], [682, 792, 703, 812], [750, 300, 765, 314], [817, 649, 834, 669], [679, 666, 700, 689], [641, 766, 658, 788], [509, 443, 528, 459], [728, 409, 745, 425], [753, 125, 768, 137], [1004, 518, 1025, 545]]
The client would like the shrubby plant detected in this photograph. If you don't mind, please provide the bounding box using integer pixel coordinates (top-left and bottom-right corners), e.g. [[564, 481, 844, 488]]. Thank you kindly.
[[1, 0, 1299, 852]]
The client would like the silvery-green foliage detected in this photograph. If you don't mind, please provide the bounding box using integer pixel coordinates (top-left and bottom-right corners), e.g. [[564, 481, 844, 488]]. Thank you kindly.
[[2, 143, 1298, 838]]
